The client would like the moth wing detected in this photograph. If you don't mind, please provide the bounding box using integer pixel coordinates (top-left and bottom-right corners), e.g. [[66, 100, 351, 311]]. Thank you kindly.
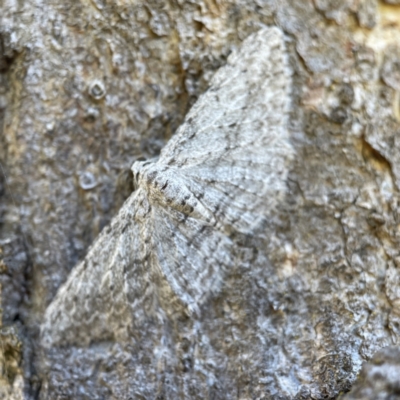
[[158, 27, 293, 234], [41, 190, 153, 347], [151, 204, 233, 313]]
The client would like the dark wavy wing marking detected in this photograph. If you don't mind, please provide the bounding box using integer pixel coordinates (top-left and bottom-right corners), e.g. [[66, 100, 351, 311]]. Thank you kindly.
[[41, 190, 152, 347], [158, 27, 293, 234]]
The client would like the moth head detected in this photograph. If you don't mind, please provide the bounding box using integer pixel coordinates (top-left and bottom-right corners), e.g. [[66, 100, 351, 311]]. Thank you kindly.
[[131, 158, 156, 191]]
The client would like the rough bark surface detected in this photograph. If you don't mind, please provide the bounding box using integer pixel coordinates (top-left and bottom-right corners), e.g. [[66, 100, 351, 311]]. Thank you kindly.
[[2, 0, 400, 399], [340, 346, 400, 399]]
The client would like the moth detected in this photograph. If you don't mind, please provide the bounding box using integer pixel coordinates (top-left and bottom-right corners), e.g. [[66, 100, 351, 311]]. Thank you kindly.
[[41, 27, 293, 347]]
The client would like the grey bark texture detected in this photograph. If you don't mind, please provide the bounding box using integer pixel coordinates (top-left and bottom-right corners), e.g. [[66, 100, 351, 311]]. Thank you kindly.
[[339, 346, 400, 399], [1, 0, 400, 399]]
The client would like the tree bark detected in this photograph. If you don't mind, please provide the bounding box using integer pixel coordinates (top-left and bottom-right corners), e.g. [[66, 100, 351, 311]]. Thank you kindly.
[[340, 346, 400, 399], [1, 0, 400, 399]]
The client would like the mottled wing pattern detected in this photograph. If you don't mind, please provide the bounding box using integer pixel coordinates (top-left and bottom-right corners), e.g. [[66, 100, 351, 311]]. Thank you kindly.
[[41, 191, 152, 347], [151, 204, 233, 313], [159, 27, 293, 234], [147, 27, 292, 309]]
